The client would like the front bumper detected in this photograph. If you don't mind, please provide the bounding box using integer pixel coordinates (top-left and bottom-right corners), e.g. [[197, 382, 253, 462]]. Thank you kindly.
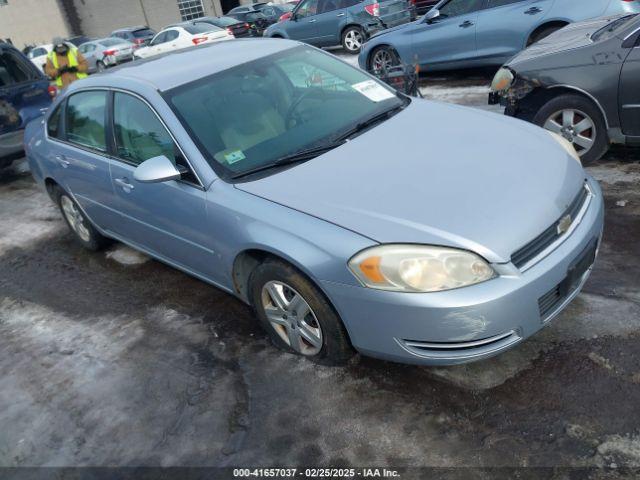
[[321, 176, 605, 366]]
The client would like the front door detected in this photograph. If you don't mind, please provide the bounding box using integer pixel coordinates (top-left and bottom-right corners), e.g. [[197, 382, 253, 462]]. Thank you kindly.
[[107, 91, 222, 282], [476, 0, 554, 63], [620, 40, 640, 137], [287, 0, 321, 42], [411, 0, 483, 67]]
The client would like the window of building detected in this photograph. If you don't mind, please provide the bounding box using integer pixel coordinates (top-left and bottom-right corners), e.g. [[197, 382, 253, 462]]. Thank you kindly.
[[178, 0, 205, 20]]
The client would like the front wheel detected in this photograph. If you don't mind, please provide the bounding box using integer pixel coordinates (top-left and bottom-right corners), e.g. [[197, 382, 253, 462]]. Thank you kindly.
[[249, 259, 354, 365], [533, 94, 609, 165], [341, 26, 365, 54], [369, 45, 399, 73]]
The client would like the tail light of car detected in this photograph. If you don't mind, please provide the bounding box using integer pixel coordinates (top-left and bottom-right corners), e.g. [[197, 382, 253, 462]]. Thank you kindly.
[[47, 85, 58, 98], [133, 38, 145, 45], [244, 22, 250, 28], [227, 27, 235, 35], [279, 12, 293, 21], [364, 3, 380, 16], [103, 49, 117, 56], [192, 37, 208, 45]]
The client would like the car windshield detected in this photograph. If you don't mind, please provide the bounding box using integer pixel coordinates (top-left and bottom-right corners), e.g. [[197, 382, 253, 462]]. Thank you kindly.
[[184, 23, 223, 34], [591, 14, 638, 42], [165, 46, 405, 180], [133, 28, 155, 38]]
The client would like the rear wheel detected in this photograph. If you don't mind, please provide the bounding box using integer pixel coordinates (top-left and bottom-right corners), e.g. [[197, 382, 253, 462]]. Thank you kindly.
[[533, 93, 609, 165], [54, 186, 111, 251], [369, 45, 399, 73], [249, 259, 354, 365], [341, 26, 365, 54], [96, 60, 106, 73]]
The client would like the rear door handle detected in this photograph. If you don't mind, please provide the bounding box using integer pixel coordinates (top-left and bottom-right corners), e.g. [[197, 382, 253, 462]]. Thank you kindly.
[[524, 7, 542, 15], [55, 154, 70, 168], [114, 177, 135, 191], [459, 20, 474, 28], [308, 18, 317, 23]]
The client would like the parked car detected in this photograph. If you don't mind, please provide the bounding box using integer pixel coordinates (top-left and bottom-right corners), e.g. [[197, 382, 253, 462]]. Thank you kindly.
[[110, 26, 157, 49], [227, 9, 271, 35], [25, 39, 604, 366], [133, 24, 233, 60], [0, 42, 52, 168], [259, 3, 296, 23], [66, 36, 93, 48], [265, 0, 413, 53], [489, 14, 640, 164], [359, 0, 640, 73], [78, 38, 135, 73], [227, 3, 268, 15], [191, 16, 253, 38], [26, 44, 53, 74]]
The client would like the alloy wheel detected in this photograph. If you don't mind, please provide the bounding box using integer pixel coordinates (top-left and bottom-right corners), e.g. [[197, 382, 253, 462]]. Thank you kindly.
[[371, 48, 394, 73], [61, 195, 91, 242], [261, 281, 323, 356], [344, 29, 363, 53], [543, 109, 596, 157]]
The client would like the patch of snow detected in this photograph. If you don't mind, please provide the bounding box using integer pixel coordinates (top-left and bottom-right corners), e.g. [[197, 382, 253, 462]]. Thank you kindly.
[[597, 434, 640, 467], [105, 244, 150, 266]]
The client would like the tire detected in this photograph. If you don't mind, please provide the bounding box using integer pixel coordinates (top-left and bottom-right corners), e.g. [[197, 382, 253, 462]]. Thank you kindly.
[[249, 259, 354, 365], [54, 186, 111, 251], [96, 61, 106, 73], [527, 25, 564, 46], [341, 26, 365, 54], [369, 45, 399, 73], [533, 94, 609, 165]]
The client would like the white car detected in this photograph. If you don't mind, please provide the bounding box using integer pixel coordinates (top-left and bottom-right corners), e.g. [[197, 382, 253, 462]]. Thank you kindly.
[[27, 44, 53, 74], [133, 23, 233, 60]]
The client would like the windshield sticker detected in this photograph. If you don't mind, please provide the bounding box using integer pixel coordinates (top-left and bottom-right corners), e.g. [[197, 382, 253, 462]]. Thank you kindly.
[[224, 150, 246, 164], [351, 80, 395, 102]]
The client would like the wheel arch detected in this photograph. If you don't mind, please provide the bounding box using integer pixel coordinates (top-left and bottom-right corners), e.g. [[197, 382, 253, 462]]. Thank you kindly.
[[366, 43, 396, 70], [526, 20, 570, 47]]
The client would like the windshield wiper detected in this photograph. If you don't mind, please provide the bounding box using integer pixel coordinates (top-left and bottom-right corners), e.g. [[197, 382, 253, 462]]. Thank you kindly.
[[231, 141, 346, 180], [334, 103, 406, 142]]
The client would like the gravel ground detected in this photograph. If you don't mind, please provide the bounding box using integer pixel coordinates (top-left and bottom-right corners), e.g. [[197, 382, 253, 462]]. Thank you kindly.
[[1, 48, 640, 477]]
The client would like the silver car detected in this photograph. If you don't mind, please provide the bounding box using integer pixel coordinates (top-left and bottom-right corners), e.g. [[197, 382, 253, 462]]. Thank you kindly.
[[24, 40, 604, 366], [78, 38, 135, 73]]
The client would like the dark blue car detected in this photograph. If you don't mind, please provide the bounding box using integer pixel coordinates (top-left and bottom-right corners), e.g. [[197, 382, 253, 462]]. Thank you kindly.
[[0, 41, 52, 168]]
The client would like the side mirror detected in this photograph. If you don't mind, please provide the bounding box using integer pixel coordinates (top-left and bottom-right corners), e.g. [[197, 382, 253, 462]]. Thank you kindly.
[[424, 8, 440, 23], [134, 155, 182, 183]]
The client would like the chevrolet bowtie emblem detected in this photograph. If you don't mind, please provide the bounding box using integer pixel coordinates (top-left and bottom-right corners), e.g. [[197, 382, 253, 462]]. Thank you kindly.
[[557, 214, 572, 235]]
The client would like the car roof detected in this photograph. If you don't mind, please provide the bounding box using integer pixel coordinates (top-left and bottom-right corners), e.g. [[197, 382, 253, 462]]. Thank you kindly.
[[113, 26, 151, 33], [80, 38, 298, 92]]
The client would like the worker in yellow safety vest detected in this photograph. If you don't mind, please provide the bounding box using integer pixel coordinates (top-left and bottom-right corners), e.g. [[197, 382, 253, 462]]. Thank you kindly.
[[44, 37, 88, 90]]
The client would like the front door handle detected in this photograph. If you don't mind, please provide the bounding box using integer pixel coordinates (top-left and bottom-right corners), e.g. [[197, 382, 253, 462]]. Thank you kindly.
[[55, 154, 70, 168], [114, 177, 135, 192], [524, 7, 542, 15], [459, 20, 474, 28], [336, 12, 345, 16], [308, 18, 317, 23]]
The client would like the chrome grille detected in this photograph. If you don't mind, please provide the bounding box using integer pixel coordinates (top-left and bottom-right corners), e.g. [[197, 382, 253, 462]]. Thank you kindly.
[[511, 184, 590, 270]]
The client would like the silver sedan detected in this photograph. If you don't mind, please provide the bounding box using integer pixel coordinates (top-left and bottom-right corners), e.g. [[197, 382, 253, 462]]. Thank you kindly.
[[78, 38, 135, 73]]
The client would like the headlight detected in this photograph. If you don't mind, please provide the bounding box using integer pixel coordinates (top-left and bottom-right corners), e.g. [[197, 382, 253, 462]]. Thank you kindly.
[[348, 245, 496, 293], [547, 131, 581, 165], [490, 67, 515, 93]]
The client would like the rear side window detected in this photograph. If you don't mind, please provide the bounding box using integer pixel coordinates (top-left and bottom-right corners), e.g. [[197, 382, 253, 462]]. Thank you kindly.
[[165, 30, 180, 41], [439, 0, 484, 17], [30, 47, 48, 58], [47, 104, 63, 139], [0, 51, 38, 87], [65, 91, 108, 151]]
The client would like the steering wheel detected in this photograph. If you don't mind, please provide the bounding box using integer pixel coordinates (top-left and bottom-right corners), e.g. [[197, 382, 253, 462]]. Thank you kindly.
[[285, 88, 326, 129]]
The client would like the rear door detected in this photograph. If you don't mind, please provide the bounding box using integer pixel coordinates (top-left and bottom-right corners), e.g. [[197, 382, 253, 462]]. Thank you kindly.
[[0, 46, 51, 159], [107, 91, 219, 280], [378, 0, 411, 28], [313, 0, 346, 45], [620, 39, 640, 136], [287, 0, 321, 42], [411, 0, 483, 67], [476, 0, 554, 63]]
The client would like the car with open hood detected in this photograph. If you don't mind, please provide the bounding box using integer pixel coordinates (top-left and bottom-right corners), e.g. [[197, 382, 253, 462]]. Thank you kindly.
[[24, 39, 603, 366], [489, 13, 640, 163]]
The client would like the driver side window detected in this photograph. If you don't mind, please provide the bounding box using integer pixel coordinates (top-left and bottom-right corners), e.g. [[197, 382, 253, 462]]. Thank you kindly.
[[296, 0, 319, 18], [151, 32, 167, 46], [439, 0, 484, 17]]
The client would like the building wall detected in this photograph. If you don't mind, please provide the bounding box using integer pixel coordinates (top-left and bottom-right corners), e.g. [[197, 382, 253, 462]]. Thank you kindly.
[[0, 0, 71, 48], [68, 0, 225, 38]]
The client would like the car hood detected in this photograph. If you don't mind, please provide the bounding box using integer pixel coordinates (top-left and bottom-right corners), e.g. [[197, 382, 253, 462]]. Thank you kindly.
[[235, 100, 586, 263], [507, 16, 619, 67]]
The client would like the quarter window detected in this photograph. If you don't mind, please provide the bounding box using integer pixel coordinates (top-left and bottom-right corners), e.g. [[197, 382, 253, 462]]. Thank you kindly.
[[65, 91, 108, 151]]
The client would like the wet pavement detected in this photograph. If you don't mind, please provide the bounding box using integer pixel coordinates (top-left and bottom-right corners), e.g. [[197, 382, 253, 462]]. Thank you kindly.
[[1, 57, 640, 476]]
